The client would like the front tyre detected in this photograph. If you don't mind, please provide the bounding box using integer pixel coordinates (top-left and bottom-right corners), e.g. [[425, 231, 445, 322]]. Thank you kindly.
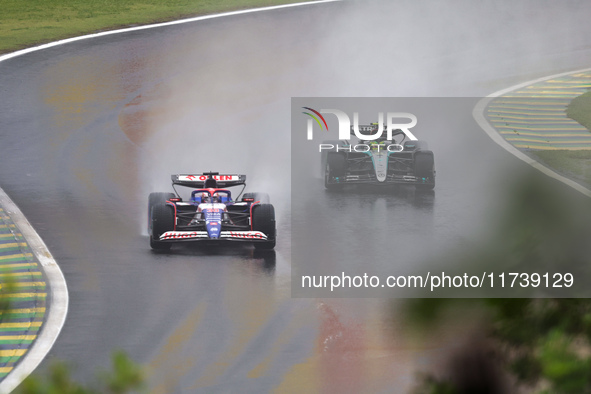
[[325, 152, 346, 190], [150, 203, 175, 250], [414, 151, 435, 190], [148, 192, 175, 232], [252, 203, 276, 250], [320, 140, 345, 177]]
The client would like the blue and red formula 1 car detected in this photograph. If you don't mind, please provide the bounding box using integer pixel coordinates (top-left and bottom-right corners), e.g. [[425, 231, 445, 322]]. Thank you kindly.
[[148, 172, 276, 250]]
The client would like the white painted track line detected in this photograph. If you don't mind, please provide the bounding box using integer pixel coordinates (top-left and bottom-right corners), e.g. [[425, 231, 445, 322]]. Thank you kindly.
[[0, 0, 341, 64]]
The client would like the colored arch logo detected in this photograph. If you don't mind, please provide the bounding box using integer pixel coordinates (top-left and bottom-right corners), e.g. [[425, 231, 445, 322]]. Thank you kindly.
[[302, 107, 329, 139]]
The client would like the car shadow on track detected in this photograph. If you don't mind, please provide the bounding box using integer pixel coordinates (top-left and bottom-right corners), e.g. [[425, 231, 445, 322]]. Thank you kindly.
[[323, 183, 435, 210], [149, 243, 276, 274]]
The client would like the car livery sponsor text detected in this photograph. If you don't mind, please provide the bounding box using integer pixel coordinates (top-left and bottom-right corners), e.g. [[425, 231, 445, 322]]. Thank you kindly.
[[160, 230, 267, 240], [179, 175, 240, 182], [223, 231, 266, 239]]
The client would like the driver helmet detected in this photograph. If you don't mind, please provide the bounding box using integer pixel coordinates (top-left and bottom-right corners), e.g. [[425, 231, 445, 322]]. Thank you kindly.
[[201, 192, 210, 203], [212, 193, 220, 203], [369, 139, 386, 151]]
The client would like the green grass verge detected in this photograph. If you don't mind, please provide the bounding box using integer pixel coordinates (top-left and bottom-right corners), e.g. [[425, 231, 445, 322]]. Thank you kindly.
[[533, 90, 591, 188], [0, 0, 314, 54], [567, 90, 591, 132], [529, 150, 591, 188]]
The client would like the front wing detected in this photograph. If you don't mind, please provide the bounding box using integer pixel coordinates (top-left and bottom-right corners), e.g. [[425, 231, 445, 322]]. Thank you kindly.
[[159, 230, 269, 242], [328, 174, 434, 186]]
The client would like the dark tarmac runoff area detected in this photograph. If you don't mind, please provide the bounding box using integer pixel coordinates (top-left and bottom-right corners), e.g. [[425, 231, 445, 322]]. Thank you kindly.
[[1, 0, 591, 391]]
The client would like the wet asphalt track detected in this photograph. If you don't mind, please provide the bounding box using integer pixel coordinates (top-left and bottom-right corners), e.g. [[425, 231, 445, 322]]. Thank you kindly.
[[2, 0, 591, 392]]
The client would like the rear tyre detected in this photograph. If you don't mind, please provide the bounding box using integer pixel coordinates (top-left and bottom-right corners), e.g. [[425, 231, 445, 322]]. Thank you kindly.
[[149, 192, 175, 211], [252, 203, 276, 250], [414, 152, 435, 190], [325, 152, 346, 190], [242, 192, 270, 203], [150, 203, 175, 250]]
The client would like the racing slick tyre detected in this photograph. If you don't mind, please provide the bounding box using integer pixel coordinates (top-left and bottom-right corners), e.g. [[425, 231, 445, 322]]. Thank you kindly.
[[252, 203, 276, 250], [325, 152, 346, 190], [320, 140, 345, 176], [242, 192, 270, 203], [414, 151, 435, 190], [150, 203, 175, 250]]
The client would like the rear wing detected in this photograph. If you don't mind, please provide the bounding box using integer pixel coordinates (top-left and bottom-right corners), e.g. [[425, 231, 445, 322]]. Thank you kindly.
[[351, 124, 406, 139], [171, 172, 246, 188]]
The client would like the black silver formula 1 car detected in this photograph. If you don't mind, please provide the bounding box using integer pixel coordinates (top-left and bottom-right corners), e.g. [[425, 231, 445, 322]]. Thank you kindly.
[[148, 172, 276, 250], [321, 124, 435, 190]]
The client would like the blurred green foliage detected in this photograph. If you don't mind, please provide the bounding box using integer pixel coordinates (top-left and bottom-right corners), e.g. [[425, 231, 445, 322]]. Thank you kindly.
[[14, 350, 144, 394], [408, 172, 591, 393], [0, 276, 16, 317], [529, 150, 591, 190], [567, 90, 591, 133], [409, 299, 591, 393]]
